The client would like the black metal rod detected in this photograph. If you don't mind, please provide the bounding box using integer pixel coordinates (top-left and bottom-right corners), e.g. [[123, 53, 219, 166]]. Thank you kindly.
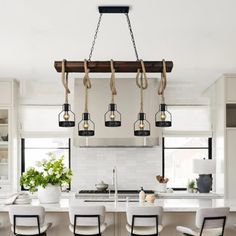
[[98, 6, 129, 14]]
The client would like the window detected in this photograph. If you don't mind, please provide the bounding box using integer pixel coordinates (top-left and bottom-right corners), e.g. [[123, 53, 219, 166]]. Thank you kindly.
[[21, 138, 71, 189], [162, 137, 212, 190]]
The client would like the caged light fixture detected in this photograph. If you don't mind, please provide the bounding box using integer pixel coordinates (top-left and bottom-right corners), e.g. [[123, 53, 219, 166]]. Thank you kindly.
[[56, 6, 174, 136], [58, 60, 75, 127], [104, 60, 121, 127], [78, 60, 95, 136], [134, 60, 151, 136], [155, 60, 172, 127]]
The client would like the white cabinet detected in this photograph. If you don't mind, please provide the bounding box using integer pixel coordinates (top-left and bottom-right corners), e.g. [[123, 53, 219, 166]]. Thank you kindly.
[[0, 81, 12, 105], [226, 77, 236, 102], [0, 79, 18, 193]]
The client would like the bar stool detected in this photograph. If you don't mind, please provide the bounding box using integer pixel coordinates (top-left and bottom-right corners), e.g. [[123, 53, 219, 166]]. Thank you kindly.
[[176, 207, 230, 236], [69, 205, 107, 236], [126, 206, 164, 236], [8, 205, 52, 236]]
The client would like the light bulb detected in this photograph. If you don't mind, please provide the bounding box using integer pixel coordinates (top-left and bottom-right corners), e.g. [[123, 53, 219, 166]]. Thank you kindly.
[[110, 111, 115, 120], [160, 112, 166, 121], [63, 112, 70, 121], [139, 121, 144, 130], [83, 121, 89, 130]]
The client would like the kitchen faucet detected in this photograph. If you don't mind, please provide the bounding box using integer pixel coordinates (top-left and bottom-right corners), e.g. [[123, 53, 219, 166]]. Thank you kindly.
[[112, 166, 118, 203]]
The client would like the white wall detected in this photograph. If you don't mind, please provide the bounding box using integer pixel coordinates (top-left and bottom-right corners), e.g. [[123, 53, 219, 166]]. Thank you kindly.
[[71, 147, 162, 191]]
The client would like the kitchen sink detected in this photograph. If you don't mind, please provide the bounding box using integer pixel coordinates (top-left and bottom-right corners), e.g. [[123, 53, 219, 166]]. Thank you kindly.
[[84, 199, 139, 203]]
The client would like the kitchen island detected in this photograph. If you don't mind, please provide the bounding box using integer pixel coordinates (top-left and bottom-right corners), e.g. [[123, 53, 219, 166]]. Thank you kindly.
[[1, 198, 236, 235]]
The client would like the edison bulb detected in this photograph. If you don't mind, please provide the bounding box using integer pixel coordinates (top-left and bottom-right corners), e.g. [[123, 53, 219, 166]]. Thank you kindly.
[[83, 121, 89, 130], [139, 121, 145, 130], [160, 112, 166, 121], [63, 112, 70, 121], [110, 111, 115, 121]]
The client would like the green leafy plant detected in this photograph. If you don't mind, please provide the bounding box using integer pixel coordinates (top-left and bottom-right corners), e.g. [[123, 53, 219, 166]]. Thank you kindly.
[[187, 179, 196, 190], [20, 153, 72, 193]]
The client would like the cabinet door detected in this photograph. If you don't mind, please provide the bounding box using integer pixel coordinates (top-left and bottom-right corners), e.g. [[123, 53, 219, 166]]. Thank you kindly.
[[0, 82, 12, 105], [226, 129, 236, 198], [226, 78, 236, 102]]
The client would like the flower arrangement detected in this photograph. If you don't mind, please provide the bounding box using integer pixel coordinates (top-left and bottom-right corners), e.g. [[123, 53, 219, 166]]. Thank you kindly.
[[20, 153, 72, 193], [187, 179, 196, 193]]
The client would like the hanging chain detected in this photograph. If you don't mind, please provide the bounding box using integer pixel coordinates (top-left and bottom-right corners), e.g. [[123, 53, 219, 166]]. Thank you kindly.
[[110, 59, 117, 103], [83, 60, 92, 112], [88, 12, 140, 61], [125, 13, 139, 61], [88, 13, 103, 61]]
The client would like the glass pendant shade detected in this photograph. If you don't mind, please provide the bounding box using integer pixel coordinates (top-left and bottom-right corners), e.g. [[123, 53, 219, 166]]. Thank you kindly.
[[78, 112, 95, 136], [155, 103, 172, 127], [104, 103, 121, 127], [58, 103, 75, 127], [134, 112, 150, 136]]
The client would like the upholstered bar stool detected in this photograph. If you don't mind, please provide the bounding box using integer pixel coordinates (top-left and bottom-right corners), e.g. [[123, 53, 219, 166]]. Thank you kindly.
[[126, 206, 164, 236], [176, 207, 230, 236], [69, 205, 107, 236], [9, 205, 52, 236]]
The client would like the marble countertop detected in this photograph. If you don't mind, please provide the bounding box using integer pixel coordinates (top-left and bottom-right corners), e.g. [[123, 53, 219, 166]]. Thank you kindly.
[[0, 198, 236, 213]]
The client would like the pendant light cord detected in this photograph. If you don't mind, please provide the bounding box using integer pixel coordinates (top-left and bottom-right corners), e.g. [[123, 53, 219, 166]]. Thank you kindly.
[[110, 60, 117, 103], [83, 60, 92, 112], [158, 60, 167, 103], [136, 60, 148, 112], [61, 59, 70, 104]]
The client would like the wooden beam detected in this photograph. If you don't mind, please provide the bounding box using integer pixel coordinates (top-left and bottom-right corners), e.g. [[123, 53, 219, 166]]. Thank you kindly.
[[54, 61, 173, 73]]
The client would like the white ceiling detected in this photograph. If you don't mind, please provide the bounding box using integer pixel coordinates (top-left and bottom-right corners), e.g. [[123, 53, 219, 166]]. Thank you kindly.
[[1, 0, 236, 95]]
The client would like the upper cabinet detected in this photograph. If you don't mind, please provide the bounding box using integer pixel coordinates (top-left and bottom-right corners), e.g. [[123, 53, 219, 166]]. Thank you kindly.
[[226, 77, 236, 103], [0, 79, 19, 193], [0, 81, 12, 105]]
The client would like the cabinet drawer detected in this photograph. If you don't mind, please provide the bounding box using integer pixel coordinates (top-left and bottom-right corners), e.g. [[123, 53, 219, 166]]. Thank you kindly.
[[0, 82, 12, 105]]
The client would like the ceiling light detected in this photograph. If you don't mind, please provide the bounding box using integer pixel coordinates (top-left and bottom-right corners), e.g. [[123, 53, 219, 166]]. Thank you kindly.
[[78, 60, 95, 136], [134, 60, 150, 136], [155, 60, 172, 127], [58, 60, 75, 127], [104, 60, 121, 127]]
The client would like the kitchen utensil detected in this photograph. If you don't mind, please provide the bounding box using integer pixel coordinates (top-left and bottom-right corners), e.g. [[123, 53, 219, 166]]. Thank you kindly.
[[95, 181, 108, 191]]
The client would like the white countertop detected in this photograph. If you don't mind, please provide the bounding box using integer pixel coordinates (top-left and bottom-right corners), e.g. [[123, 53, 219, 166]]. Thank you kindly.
[[1, 198, 236, 213]]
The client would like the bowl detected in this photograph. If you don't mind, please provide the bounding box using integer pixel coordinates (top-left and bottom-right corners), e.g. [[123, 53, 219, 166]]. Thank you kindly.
[[145, 194, 156, 203], [1, 135, 8, 141], [95, 181, 108, 191]]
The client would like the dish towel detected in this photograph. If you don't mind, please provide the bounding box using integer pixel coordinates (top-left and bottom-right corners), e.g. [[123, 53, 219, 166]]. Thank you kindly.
[[4, 192, 32, 205]]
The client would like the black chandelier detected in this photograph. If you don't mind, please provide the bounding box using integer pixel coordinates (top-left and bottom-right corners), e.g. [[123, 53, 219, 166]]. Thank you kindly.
[[78, 60, 95, 136], [134, 60, 151, 136], [155, 60, 172, 127], [104, 60, 121, 127], [58, 60, 75, 127]]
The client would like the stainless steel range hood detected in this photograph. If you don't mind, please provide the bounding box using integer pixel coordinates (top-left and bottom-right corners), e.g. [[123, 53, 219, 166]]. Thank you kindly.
[[74, 78, 161, 147], [74, 137, 159, 147]]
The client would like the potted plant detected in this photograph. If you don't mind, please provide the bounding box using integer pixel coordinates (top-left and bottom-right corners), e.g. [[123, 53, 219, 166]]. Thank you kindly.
[[187, 179, 196, 193], [155, 175, 169, 192], [20, 153, 72, 203]]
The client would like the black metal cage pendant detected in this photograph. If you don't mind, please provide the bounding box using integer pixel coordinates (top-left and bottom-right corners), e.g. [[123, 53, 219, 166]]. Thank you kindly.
[[134, 112, 151, 136], [104, 103, 121, 127], [155, 103, 172, 127], [78, 112, 95, 136], [58, 103, 75, 127]]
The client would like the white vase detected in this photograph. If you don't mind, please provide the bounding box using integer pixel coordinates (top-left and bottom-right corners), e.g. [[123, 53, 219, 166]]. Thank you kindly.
[[38, 184, 61, 204], [157, 183, 167, 193]]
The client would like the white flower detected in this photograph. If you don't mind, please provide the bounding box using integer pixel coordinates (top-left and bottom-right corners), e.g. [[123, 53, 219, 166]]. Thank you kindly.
[[48, 168, 53, 175], [43, 172, 48, 177], [35, 161, 42, 167], [56, 174, 61, 178], [63, 167, 68, 174], [41, 159, 47, 164], [30, 180, 35, 185]]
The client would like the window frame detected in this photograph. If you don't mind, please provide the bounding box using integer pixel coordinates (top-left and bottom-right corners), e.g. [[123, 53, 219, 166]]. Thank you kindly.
[[21, 138, 71, 191], [162, 137, 212, 190]]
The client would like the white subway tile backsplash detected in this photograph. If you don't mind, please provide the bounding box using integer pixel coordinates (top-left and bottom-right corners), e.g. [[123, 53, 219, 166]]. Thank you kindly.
[[71, 147, 162, 191]]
